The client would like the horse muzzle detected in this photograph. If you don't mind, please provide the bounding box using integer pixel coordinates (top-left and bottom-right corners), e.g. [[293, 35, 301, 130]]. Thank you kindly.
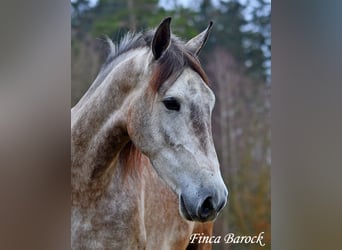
[[179, 186, 228, 222]]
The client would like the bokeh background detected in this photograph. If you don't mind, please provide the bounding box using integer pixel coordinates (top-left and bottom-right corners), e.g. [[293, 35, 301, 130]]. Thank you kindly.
[[71, 1, 271, 249]]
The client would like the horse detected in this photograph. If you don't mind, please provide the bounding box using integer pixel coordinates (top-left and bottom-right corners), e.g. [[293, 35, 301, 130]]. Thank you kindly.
[[71, 17, 228, 249]]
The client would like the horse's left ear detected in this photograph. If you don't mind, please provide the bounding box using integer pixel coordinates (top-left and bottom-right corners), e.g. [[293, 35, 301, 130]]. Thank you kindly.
[[152, 17, 172, 60], [185, 21, 213, 56]]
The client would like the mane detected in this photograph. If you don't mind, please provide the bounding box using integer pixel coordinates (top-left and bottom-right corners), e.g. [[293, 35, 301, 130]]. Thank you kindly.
[[120, 141, 144, 179], [85, 29, 209, 98], [84, 32, 146, 97]]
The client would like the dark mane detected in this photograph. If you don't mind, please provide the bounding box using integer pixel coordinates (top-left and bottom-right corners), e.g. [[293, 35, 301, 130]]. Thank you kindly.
[[149, 41, 209, 94], [86, 29, 209, 97]]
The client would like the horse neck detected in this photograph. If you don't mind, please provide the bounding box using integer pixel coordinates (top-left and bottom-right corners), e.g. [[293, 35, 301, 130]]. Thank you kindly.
[[71, 48, 150, 206]]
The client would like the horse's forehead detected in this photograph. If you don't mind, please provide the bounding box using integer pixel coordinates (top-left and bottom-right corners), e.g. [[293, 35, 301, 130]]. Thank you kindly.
[[167, 68, 214, 105]]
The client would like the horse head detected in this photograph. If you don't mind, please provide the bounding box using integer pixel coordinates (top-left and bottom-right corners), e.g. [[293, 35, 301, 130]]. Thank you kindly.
[[126, 17, 228, 222]]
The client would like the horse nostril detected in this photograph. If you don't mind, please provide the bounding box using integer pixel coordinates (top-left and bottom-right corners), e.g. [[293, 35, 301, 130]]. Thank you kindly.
[[198, 196, 215, 220]]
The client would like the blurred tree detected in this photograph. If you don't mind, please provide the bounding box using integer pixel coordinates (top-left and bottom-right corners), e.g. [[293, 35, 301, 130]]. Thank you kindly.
[[216, 0, 247, 62], [90, 0, 167, 37], [243, 0, 271, 81], [71, 0, 95, 36], [194, 0, 270, 81]]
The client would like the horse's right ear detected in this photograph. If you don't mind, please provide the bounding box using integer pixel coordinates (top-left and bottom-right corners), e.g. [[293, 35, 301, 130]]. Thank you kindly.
[[152, 17, 172, 60]]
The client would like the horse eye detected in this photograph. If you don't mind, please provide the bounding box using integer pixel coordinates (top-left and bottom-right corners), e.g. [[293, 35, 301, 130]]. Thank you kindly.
[[162, 97, 180, 111]]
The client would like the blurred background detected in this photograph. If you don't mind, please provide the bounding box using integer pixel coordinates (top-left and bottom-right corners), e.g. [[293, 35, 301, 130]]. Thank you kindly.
[[71, 0, 270, 249]]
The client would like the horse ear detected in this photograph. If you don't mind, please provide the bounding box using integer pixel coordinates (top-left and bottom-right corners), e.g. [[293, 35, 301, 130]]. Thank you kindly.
[[152, 17, 172, 60], [185, 21, 213, 56]]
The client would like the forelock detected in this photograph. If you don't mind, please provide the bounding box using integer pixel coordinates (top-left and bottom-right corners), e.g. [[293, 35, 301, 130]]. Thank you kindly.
[[149, 35, 210, 94]]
